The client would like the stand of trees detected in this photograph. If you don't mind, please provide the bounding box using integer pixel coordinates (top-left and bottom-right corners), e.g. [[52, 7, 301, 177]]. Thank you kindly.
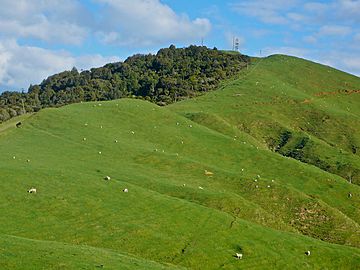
[[0, 45, 250, 123]]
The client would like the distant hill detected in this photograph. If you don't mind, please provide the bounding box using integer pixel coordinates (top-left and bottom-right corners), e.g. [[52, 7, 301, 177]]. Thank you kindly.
[[0, 54, 359, 269], [0, 45, 249, 122]]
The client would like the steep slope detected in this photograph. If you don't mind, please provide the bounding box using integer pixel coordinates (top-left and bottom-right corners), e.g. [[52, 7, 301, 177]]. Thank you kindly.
[[0, 97, 359, 269], [170, 55, 360, 185]]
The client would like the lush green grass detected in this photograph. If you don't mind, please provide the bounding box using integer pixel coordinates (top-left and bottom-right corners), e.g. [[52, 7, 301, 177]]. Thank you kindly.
[[0, 55, 360, 269]]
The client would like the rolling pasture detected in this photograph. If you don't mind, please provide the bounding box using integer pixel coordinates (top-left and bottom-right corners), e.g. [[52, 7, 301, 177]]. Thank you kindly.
[[1, 55, 359, 269]]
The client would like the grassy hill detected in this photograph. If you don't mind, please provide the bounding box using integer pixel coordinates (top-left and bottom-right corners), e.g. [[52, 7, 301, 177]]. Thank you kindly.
[[0, 55, 359, 269]]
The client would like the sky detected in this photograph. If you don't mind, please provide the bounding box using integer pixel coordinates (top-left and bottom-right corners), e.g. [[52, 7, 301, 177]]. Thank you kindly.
[[0, 0, 359, 92]]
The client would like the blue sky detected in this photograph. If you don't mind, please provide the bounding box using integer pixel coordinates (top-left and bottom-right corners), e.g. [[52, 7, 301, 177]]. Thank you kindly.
[[0, 0, 359, 92]]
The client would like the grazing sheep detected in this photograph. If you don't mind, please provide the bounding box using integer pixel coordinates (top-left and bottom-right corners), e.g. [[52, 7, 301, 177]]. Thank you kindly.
[[104, 176, 111, 181], [13, 156, 16, 159], [123, 188, 129, 193], [254, 179, 258, 182], [267, 185, 271, 188], [255, 185, 259, 188], [271, 180, 275, 182], [84, 123, 88, 126], [176, 122, 179, 125], [114, 140, 118, 143], [348, 193, 352, 198], [181, 141, 184, 144], [305, 251, 311, 256], [28, 188, 37, 193], [83, 138, 87, 141], [235, 253, 243, 259], [26, 159, 30, 162], [100, 125, 103, 129], [199, 186, 204, 190], [182, 184, 186, 187], [189, 125, 192, 128], [98, 151, 102, 155], [131, 131, 135, 134], [204, 170, 214, 176], [241, 168, 244, 172]]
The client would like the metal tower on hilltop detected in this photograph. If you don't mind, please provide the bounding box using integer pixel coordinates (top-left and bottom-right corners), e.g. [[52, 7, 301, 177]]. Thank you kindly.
[[232, 37, 240, 51]]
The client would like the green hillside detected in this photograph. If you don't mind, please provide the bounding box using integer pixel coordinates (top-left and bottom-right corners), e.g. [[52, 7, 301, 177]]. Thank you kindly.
[[0, 55, 359, 269]]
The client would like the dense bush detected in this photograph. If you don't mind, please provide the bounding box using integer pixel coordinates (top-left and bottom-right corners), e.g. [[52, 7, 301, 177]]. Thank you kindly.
[[0, 45, 250, 123]]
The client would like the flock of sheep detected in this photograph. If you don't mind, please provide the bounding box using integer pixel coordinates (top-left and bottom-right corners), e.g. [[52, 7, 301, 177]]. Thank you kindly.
[[21, 102, 315, 261]]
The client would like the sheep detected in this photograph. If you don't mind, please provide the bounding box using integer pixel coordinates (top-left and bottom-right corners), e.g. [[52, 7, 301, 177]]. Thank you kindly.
[[100, 125, 103, 129], [28, 188, 37, 193], [348, 193, 352, 198], [199, 186, 204, 190], [267, 185, 271, 188], [104, 176, 111, 181], [123, 188, 129, 193], [83, 138, 87, 141], [254, 179, 258, 182], [305, 251, 311, 256], [114, 139, 118, 143], [26, 159, 30, 162], [176, 122, 180, 125], [235, 253, 243, 259], [182, 184, 186, 187], [131, 131, 135, 134], [255, 185, 259, 188], [189, 125, 192, 128], [98, 151, 102, 155], [204, 170, 214, 176], [84, 123, 88, 126], [16, 122, 22, 128], [13, 156, 16, 159]]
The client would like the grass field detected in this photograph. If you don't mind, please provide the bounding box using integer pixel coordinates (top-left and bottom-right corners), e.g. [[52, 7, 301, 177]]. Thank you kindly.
[[0, 55, 359, 269]]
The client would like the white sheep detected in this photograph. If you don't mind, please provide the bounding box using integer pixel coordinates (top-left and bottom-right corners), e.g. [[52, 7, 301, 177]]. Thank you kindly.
[[28, 188, 37, 193], [199, 186, 204, 190], [104, 176, 111, 181], [123, 188, 129, 193], [305, 250, 311, 256], [235, 253, 243, 259]]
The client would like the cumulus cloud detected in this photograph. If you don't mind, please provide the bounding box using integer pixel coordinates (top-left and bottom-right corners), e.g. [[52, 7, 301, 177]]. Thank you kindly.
[[0, 39, 120, 90], [318, 25, 352, 36], [94, 0, 211, 46], [230, 0, 299, 24], [0, 0, 89, 45]]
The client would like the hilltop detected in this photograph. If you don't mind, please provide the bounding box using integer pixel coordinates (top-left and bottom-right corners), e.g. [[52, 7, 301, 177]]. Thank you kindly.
[[0, 45, 249, 122], [0, 54, 359, 269]]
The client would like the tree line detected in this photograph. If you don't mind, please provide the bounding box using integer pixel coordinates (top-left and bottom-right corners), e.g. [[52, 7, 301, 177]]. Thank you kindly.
[[0, 45, 250, 122]]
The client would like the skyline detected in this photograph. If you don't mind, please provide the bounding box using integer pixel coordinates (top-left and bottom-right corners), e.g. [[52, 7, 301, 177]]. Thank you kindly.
[[0, 0, 359, 92]]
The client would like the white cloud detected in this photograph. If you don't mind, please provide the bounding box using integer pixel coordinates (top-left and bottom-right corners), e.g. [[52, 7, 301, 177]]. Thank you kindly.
[[0, 0, 89, 45], [318, 25, 352, 36], [94, 0, 211, 46], [303, 35, 317, 44], [230, 0, 299, 24], [354, 33, 360, 42], [0, 39, 120, 90]]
